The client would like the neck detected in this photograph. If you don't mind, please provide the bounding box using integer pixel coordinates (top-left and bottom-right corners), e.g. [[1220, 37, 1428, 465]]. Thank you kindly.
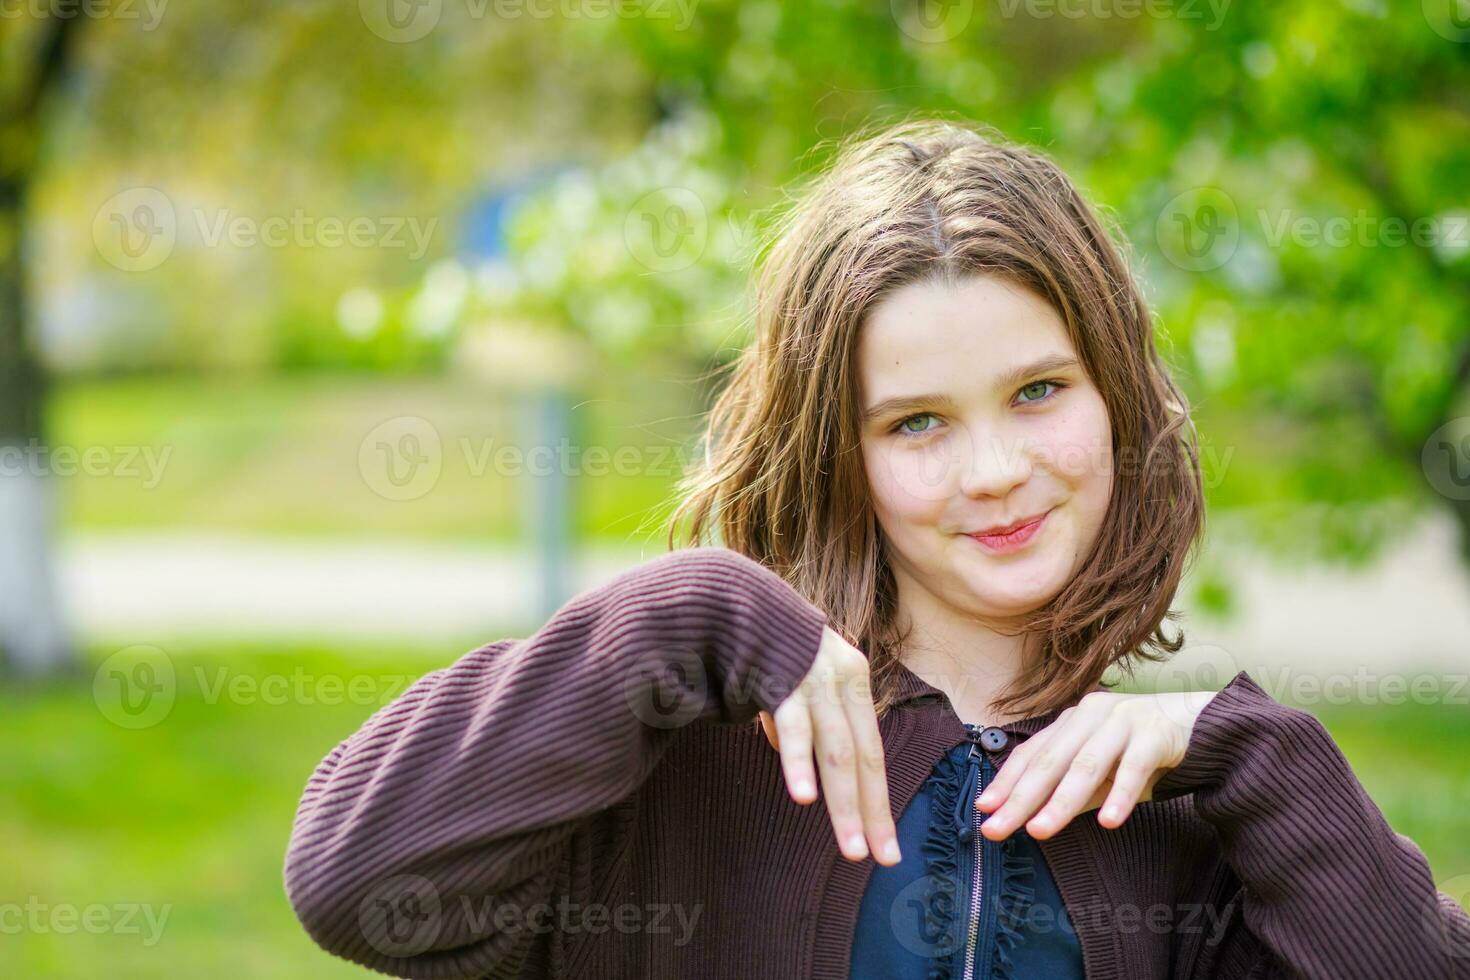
[[892, 574, 1036, 729]]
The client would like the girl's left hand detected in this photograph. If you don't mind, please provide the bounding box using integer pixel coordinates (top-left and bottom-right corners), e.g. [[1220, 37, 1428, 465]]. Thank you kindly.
[[975, 689, 1219, 841]]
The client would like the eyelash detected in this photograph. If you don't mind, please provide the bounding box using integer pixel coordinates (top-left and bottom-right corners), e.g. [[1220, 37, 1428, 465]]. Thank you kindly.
[[888, 379, 1070, 437]]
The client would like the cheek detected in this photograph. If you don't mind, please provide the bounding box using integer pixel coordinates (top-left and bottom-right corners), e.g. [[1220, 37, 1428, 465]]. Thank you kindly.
[[862, 440, 950, 528], [1036, 397, 1113, 494]]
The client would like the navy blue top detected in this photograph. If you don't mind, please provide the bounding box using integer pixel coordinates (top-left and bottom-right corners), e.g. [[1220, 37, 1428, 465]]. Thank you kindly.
[[850, 722, 1085, 979]]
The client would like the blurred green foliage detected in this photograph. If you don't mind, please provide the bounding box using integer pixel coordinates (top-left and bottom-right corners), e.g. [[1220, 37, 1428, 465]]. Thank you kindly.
[[5, 0, 1467, 571]]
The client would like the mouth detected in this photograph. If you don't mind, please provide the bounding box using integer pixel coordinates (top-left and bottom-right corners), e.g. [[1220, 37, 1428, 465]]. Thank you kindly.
[[965, 508, 1053, 553]]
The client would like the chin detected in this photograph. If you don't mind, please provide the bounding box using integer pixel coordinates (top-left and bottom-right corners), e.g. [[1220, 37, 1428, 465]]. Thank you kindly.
[[956, 559, 1068, 616], [966, 589, 1054, 619]]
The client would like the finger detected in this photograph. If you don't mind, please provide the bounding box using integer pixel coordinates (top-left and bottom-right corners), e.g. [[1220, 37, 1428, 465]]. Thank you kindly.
[[981, 712, 1100, 841], [811, 696, 868, 861], [759, 710, 779, 751], [1098, 733, 1169, 829], [772, 698, 816, 804], [975, 729, 1047, 815], [974, 693, 1111, 814], [1026, 718, 1129, 839], [841, 674, 901, 866]]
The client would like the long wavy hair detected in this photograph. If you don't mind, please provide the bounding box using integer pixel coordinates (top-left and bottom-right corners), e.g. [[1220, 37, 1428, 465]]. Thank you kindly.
[[665, 116, 1205, 720]]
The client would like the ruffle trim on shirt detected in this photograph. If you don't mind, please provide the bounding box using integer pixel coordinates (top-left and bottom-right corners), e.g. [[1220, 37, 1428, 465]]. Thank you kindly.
[[990, 841, 1036, 980], [921, 748, 1037, 980], [922, 749, 964, 979]]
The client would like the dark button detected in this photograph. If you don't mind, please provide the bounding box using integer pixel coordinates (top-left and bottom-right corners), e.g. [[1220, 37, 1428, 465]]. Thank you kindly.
[[978, 726, 1009, 752]]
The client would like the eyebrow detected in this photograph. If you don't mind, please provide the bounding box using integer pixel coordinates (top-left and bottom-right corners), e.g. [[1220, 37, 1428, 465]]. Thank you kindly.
[[861, 354, 1081, 424]]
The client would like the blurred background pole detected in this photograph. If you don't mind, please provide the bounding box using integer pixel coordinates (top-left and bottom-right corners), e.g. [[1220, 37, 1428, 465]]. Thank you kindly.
[[0, 16, 78, 677], [528, 387, 573, 620], [454, 314, 595, 625]]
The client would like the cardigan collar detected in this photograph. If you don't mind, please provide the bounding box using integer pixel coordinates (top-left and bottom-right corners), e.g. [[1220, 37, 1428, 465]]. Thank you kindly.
[[889, 657, 1101, 737]]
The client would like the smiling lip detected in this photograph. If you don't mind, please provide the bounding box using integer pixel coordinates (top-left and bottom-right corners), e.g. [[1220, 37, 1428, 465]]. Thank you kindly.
[[966, 509, 1052, 553]]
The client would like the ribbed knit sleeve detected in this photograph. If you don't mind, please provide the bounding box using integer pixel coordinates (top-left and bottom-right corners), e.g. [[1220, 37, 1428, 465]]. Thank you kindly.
[[282, 546, 828, 979], [1149, 670, 1470, 979]]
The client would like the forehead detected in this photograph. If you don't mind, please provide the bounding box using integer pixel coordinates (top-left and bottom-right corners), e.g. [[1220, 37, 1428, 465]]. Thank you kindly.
[[856, 274, 1073, 397]]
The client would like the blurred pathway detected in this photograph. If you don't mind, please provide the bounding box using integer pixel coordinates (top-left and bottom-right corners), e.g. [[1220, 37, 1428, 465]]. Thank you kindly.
[[58, 533, 653, 652], [56, 519, 1470, 686]]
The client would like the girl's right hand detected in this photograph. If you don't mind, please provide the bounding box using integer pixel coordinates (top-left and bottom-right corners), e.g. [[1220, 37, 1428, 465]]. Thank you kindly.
[[758, 625, 902, 866]]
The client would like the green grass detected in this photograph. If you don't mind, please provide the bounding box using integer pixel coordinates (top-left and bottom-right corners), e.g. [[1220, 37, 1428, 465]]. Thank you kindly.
[[1308, 699, 1470, 877], [3, 645, 1467, 977], [48, 372, 704, 545], [0, 643, 440, 979]]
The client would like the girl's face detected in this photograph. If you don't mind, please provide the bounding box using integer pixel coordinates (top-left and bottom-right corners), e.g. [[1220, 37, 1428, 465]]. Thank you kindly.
[[857, 273, 1114, 621]]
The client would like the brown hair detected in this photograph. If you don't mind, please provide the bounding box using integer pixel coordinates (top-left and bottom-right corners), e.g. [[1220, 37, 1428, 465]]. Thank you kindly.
[[665, 116, 1205, 720]]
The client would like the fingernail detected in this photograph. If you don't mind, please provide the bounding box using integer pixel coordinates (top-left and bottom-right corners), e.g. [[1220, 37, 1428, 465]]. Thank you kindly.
[[847, 833, 868, 858], [883, 840, 902, 863], [796, 780, 815, 798]]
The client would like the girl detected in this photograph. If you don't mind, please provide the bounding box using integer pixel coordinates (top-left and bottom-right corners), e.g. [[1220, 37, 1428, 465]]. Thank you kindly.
[[284, 119, 1470, 979]]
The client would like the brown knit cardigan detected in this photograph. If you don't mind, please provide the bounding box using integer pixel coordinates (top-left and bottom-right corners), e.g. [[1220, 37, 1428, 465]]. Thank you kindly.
[[283, 547, 1470, 979]]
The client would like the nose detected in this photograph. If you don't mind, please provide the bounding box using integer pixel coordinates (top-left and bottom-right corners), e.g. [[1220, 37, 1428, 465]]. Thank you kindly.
[[958, 423, 1032, 500]]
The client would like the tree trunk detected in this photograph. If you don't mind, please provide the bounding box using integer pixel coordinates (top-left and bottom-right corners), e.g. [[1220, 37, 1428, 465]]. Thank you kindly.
[[0, 18, 81, 677]]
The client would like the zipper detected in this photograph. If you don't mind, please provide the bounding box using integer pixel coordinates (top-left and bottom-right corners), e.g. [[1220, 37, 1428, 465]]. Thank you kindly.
[[958, 729, 1000, 980]]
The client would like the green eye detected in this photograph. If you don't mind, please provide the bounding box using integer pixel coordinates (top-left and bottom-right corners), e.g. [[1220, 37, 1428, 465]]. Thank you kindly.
[[1017, 380, 1062, 403], [896, 413, 937, 435]]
